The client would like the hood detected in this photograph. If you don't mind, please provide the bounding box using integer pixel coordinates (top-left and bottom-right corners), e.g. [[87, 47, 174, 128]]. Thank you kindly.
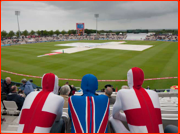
[[26, 81, 32, 85], [41, 73, 59, 94], [81, 74, 98, 95], [127, 67, 144, 89]]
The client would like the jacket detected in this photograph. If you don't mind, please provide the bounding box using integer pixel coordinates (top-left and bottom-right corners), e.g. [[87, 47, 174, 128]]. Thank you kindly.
[[7, 92, 25, 110], [1, 80, 12, 95], [24, 81, 34, 96]]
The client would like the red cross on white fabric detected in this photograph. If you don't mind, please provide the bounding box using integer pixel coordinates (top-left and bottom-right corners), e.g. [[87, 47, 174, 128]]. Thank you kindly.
[[124, 88, 162, 133], [19, 91, 57, 133]]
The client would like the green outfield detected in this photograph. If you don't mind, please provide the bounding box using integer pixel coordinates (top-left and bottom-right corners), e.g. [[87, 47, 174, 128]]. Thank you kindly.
[[1, 40, 178, 90]]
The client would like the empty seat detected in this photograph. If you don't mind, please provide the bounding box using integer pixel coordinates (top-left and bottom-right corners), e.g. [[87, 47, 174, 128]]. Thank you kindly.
[[1, 102, 6, 114], [162, 114, 178, 128], [3, 101, 20, 115]]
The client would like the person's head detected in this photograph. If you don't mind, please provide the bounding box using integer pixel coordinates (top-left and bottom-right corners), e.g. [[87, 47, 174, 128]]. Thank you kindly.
[[105, 87, 113, 97], [71, 85, 74, 88], [65, 82, 69, 85], [11, 85, 17, 93], [81, 74, 98, 95], [127, 67, 144, 89], [21, 78, 27, 84], [41, 73, 59, 94], [121, 85, 129, 89], [29, 79, 33, 83], [60, 85, 70, 95], [105, 84, 112, 88], [5, 77, 11, 84]]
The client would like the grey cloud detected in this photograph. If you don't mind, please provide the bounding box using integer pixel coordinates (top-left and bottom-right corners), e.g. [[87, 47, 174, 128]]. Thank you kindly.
[[43, 1, 178, 21], [1, 1, 178, 32]]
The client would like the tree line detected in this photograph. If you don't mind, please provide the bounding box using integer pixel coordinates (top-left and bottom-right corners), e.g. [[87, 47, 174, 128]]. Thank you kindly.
[[1, 29, 178, 38]]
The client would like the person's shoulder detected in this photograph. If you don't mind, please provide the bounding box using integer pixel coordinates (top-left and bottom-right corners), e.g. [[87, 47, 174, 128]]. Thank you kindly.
[[117, 89, 130, 94], [49, 92, 64, 101], [146, 89, 158, 95], [93, 94, 109, 101]]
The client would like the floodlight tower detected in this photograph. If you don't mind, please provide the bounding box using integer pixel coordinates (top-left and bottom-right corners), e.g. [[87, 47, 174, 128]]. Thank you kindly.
[[15, 11, 21, 38], [94, 14, 99, 36]]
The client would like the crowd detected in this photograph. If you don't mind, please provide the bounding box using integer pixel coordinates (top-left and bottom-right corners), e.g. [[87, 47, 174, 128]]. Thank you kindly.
[[0, 34, 127, 45], [145, 34, 178, 41], [1, 67, 178, 133], [1, 33, 178, 46], [1, 77, 78, 111]]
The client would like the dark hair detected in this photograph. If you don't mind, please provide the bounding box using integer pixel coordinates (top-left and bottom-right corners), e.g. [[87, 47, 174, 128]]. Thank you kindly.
[[29, 79, 33, 82], [11, 86, 17, 92]]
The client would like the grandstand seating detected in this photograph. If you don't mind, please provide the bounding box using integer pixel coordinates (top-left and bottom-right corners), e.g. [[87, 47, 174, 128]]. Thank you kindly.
[[1, 91, 178, 133], [126, 33, 147, 40], [1, 33, 178, 46]]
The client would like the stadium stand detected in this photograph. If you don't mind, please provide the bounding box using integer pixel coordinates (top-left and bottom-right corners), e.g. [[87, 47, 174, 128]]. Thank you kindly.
[[1, 33, 178, 47], [1, 69, 178, 133], [126, 33, 147, 40]]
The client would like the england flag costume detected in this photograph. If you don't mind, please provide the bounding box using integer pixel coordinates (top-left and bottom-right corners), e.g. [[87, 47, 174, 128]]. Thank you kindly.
[[110, 67, 163, 133], [17, 73, 64, 133], [68, 74, 110, 133]]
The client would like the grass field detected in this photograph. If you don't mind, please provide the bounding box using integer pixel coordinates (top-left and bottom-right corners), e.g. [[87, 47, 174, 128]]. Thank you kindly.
[[1, 40, 178, 90]]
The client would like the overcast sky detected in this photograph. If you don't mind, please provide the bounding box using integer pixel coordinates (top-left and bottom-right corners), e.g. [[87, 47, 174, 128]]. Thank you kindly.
[[1, 1, 178, 32]]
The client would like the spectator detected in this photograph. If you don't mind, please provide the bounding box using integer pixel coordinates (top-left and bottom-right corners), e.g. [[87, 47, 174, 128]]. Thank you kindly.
[[1, 77, 12, 95], [68, 74, 109, 133], [101, 88, 105, 92], [7, 86, 25, 110], [60, 85, 70, 108], [21, 78, 34, 96], [105, 84, 115, 92], [121, 85, 129, 89], [70, 85, 77, 95], [29, 79, 37, 89], [65, 82, 73, 96], [17, 73, 64, 133], [110, 67, 163, 133], [105, 87, 115, 105], [146, 86, 150, 90]]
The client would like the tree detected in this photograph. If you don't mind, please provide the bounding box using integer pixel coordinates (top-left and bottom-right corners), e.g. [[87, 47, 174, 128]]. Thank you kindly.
[[49, 30, 54, 36], [16, 31, 21, 37], [8, 30, 15, 37], [68, 30, 73, 34], [22, 30, 29, 36], [43, 30, 48, 36], [36, 30, 41, 36], [1, 30, 8, 38], [30, 30, 35, 35], [54, 30, 60, 35], [61, 30, 66, 35]]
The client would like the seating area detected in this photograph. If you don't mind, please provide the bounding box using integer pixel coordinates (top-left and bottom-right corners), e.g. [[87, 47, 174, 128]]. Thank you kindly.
[[1, 33, 178, 47], [1, 92, 178, 133], [145, 34, 178, 41], [125, 33, 147, 40], [159, 97, 178, 128]]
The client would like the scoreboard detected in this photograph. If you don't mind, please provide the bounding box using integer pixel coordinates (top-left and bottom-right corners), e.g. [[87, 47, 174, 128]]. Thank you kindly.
[[76, 23, 85, 35], [76, 23, 84, 30]]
